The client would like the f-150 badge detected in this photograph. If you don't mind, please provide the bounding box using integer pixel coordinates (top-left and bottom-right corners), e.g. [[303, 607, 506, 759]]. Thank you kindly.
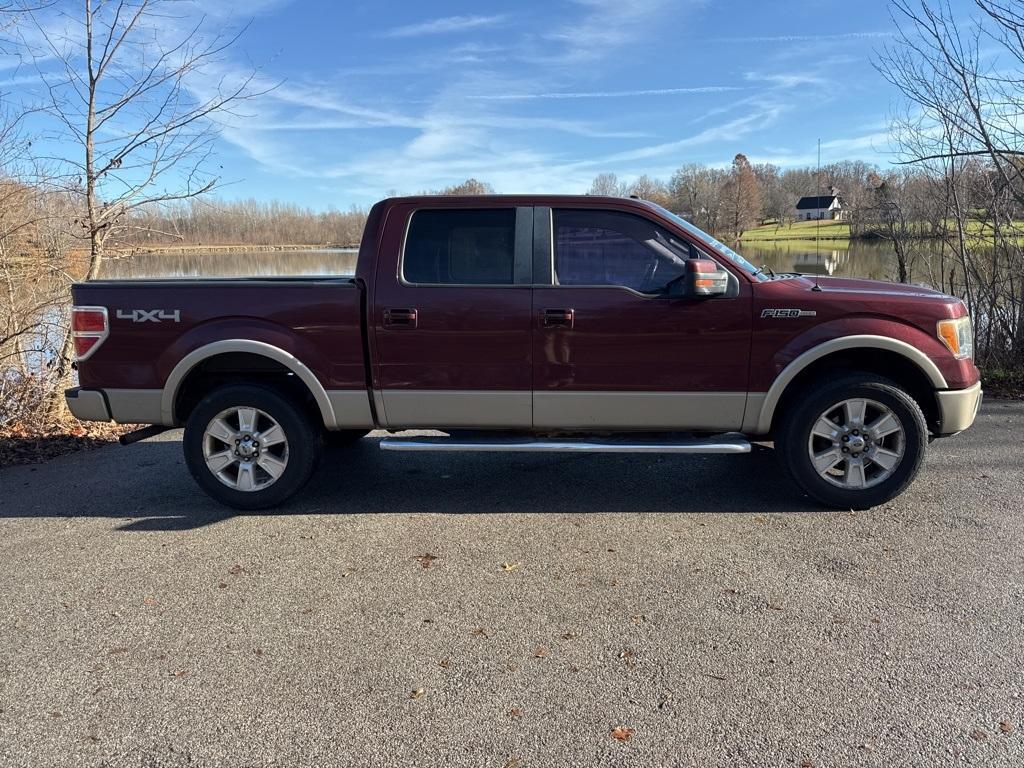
[[116, 309, 181, 323], [761, 308, 817, 318]]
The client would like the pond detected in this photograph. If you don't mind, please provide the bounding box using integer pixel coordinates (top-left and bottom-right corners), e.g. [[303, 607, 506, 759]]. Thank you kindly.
[[97, 248, 360, 279], [96, 242, 911, 282]]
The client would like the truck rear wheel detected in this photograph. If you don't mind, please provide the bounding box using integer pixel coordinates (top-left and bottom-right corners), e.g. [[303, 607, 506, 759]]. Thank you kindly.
[[183, 384, 321, 510], [778, 374, 928, 510]]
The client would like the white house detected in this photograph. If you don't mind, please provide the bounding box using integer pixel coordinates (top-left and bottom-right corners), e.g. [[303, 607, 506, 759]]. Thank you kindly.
[[795, 194, 846, 221]]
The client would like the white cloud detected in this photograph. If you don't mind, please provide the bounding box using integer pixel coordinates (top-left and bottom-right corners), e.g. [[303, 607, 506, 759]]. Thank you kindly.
[[476, 86, 744, 100], [717, 31, 895, 44], [382, 15, 508, 39]]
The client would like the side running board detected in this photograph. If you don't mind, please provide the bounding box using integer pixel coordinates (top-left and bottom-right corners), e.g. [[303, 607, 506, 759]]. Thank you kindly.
[[379, 433, 751, 454]]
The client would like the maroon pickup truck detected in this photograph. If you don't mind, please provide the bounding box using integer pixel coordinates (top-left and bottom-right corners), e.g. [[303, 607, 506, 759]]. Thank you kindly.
[[66, 195, 982, 510]]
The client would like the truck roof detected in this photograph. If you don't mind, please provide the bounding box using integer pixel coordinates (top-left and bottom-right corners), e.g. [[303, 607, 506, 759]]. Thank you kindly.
[[379, 194, 661, 209]]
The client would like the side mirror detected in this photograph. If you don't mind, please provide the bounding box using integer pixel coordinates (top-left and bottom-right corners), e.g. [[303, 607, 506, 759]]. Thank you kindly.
[[668, 259, 730, 297]]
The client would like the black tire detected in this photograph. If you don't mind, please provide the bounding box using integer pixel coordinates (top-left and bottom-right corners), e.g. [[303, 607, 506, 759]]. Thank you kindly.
[[778, 373, 928, 510], [324, 429, 370, 449], [183, 384, 321, 510]]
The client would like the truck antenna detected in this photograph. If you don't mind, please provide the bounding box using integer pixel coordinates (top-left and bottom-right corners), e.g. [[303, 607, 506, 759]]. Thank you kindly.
[[812, 138, 823, 291]]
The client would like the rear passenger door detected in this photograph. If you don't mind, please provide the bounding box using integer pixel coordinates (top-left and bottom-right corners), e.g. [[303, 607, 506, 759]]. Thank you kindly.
[[371, 204, 534, 429]]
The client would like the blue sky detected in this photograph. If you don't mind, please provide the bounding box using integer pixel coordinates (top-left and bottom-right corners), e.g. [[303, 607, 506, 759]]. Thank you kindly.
[[0, 0, 977, 209]]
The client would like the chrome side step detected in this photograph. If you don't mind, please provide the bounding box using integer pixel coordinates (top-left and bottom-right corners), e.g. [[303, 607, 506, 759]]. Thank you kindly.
[[379, 433, 751, 455]]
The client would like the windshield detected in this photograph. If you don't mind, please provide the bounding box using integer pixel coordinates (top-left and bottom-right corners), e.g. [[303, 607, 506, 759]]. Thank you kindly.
[[649, 204, 769, 281]]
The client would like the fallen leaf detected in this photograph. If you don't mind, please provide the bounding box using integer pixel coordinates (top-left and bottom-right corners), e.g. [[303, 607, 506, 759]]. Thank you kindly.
[[800, 760, 814, 768], [438, 657, 451, 669], [533, 646, 548, 658], [171, 669, 187, 678], [767, 603, 783, 611], [999, 720, 1014, 734], [509, 707, 522, 718], [501, 562, 521, 572], [611, 726, 634, 742], [217, 582, 228, 589], [470, 627, 490, 638], [619, 648, 636, 666], [561, 631, 577, 640], [409, 687, 425, 700], [143, 597, 158, 606], [228, 564, 245, 576], [630, 615, 646, 625], [503, 759, 520, 768], [412, 554, 439, 569], [970, 729, 988, 741]]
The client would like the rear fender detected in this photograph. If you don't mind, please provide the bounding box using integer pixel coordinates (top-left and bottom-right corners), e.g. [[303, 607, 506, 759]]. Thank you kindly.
[[158, 319, 337, 427]]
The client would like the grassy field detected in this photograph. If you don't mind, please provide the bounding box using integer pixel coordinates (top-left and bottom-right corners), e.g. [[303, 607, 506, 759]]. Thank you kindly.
[[740, 218, 1024, 245], [740, 220, 852, 242]]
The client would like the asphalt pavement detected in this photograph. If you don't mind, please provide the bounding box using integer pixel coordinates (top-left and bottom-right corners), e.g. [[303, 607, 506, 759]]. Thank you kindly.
[[1, 400, 1022, 767]]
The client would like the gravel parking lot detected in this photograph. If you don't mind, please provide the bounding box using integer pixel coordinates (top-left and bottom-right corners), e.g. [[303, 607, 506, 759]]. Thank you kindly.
[[1, 400, 1022, 767]]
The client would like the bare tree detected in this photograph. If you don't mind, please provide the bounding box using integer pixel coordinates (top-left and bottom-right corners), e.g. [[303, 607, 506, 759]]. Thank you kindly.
[[721, 153, 763, 239], [24, 0, 259, 389], [668, 164, 727, 234], [627, 174, 671, 207], [587, 172, 627, 197], [876, 0, 1024, 368], [432, 178, 494, 195], [27, 0, 258, 276]]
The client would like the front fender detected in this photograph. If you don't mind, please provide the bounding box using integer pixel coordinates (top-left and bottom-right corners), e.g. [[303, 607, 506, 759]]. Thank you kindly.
[[747, 320, 950, 434]]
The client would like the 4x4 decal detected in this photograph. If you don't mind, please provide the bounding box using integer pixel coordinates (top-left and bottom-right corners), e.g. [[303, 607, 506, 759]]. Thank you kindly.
[[116, 309, 181, 323]]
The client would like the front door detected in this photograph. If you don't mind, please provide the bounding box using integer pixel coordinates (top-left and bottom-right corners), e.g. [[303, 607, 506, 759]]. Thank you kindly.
[[532, 206, 752, 431], [372, 204, 534, 429]]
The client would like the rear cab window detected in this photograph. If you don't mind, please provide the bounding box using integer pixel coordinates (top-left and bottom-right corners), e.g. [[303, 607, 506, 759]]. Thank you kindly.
[[402, 209, 516, 285]]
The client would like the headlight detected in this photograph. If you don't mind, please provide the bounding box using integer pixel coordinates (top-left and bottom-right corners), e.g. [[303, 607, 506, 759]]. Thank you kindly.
[[937, 316, 973, 360]]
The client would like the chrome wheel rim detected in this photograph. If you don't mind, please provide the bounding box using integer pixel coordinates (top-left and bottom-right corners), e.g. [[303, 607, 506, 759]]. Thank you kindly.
[[807, 398, 905, 490], [202, 407, 289, 492]]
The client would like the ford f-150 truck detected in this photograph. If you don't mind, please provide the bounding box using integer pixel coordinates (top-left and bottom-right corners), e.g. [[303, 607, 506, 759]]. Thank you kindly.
[[65, 195, 982, 510]]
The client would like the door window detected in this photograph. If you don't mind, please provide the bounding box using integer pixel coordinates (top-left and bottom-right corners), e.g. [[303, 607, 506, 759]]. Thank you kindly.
[[403, 209, 516, 285], [553, 209, 690, 293]]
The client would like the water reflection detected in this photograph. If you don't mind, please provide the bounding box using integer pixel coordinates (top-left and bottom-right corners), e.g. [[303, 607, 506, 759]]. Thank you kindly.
[[740, 240, 899, 280], [97, 248, 359, 279]]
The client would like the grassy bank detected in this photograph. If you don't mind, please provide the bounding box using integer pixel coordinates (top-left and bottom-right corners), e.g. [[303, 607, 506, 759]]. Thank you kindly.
[[739, 219, 1024, 245], [740, 220, 852, 243]]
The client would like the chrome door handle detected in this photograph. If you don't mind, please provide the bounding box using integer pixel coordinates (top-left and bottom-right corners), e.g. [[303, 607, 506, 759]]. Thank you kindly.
[[542, 308, 574, 329], [383, 308, 418, 328]]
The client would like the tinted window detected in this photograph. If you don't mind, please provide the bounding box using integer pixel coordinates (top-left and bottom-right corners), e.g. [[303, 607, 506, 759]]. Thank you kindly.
[[553, 209, 690, 293], [403, 209, 515, 285]]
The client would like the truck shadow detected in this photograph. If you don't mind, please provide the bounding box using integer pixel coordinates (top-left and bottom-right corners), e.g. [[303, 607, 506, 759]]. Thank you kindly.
[[1, 435, 822, 531]]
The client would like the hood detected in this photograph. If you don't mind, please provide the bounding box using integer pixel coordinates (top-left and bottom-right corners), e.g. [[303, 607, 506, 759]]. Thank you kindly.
[[785, 274, 953, 300]]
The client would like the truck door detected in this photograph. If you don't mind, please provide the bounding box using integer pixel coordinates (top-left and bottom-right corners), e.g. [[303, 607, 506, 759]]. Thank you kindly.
[[371, 203, 534, 429], [531, 206, 752, 431]]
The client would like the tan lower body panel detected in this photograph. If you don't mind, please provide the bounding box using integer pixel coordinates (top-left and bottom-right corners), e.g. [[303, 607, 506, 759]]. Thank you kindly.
[[326, 390, 375, 429], [535, 391, 748, 431], [105, 389, 164, 424], [381, 390, 532, 429]]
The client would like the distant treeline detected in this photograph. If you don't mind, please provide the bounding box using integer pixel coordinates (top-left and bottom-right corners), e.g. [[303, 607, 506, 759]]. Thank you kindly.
[[127, 199, 369, 249]]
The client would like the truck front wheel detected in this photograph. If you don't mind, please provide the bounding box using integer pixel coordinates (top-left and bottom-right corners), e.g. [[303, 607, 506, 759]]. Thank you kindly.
[[183, 384, 321, 510], [778, 374, 928, 509]]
